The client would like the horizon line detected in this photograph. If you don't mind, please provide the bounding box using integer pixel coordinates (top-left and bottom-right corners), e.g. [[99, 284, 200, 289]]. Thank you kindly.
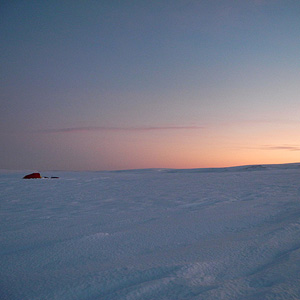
[[2, 162, 300, 173]]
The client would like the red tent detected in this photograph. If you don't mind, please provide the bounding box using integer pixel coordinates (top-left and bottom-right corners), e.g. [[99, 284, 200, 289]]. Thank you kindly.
[[23, 173, 42, 179]]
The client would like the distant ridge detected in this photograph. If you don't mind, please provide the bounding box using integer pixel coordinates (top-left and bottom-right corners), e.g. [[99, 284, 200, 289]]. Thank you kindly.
[[100, 162, 300, 174], [162, 162, 300, 174]]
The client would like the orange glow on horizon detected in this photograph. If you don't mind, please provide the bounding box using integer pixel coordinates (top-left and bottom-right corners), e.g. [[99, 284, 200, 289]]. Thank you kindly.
[[68, 124, 300, 171]]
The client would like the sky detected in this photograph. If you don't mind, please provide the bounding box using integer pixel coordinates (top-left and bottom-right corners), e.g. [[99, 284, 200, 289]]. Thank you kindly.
[[1, 0, 300, 171]]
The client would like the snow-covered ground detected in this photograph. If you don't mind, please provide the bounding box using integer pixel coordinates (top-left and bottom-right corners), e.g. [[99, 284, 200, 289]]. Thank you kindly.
[[1, 163, 300, 300]]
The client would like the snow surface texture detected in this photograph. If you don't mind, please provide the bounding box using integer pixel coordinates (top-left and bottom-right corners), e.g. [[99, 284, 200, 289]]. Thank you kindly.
[[1, 164, 300, 300]]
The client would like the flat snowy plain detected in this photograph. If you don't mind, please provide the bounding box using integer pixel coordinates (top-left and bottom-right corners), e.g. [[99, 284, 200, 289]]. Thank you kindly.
[[1, 163, 300, 300]]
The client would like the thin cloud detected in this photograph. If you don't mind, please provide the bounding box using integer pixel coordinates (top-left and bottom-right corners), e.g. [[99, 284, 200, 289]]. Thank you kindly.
[[38, 126, 204, 134], [261, 145, 300, 151]]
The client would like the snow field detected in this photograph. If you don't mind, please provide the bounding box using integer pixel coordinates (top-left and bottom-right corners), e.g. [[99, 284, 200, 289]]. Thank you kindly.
[[1, 165, 300, 299]]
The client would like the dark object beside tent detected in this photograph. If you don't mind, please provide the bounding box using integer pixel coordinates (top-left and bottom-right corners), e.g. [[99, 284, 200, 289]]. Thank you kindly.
[[23, 173, 42, 179]]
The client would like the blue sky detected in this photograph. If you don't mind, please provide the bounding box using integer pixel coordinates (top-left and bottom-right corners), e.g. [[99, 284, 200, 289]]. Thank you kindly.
[[1, 0, 300, 170]]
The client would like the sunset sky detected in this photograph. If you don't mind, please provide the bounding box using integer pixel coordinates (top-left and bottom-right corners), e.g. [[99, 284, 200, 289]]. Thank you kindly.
[[1, 0, 300, 171]]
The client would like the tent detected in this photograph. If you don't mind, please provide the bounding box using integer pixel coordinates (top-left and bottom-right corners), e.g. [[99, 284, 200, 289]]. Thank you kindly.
[[23, 173, 42, 179]]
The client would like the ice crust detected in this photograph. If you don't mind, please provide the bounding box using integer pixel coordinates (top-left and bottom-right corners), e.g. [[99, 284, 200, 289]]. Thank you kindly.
[[1, 164, 300, 299]]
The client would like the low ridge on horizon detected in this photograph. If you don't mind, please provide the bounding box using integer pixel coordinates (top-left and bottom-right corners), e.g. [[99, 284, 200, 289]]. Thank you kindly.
[[3, 162, 300, 174]]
